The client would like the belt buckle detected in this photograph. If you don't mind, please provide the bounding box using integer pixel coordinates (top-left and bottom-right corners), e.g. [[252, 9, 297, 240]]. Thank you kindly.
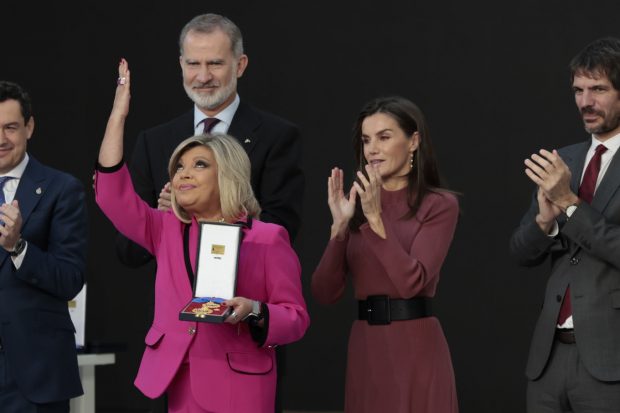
[[366, 295, 391, 325]]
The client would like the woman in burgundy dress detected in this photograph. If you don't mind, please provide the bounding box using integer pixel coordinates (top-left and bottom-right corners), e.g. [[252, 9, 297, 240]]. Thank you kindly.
[[312, 96, 459, 413]]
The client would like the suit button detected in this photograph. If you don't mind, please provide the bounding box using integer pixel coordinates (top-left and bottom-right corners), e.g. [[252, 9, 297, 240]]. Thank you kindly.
[[188, 327, 196, 335], [569, 257, 579, 265], [556, 295, 562, 302]]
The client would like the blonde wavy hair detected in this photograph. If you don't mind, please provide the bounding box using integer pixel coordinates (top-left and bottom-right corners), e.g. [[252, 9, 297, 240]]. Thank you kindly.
[[168, 134, 261, 223]]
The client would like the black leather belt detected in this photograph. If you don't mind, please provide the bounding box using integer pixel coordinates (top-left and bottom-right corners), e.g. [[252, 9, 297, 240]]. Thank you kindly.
[[358, 295, 431, 325], [556, 329, 576, 344]]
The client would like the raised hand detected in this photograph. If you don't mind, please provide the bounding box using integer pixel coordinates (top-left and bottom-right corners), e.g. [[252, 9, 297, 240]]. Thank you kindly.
[[111, 58, 131, 119], [98, 58, 132, 167], [352, 164, 385, 238], [328, 167, 356, 240]]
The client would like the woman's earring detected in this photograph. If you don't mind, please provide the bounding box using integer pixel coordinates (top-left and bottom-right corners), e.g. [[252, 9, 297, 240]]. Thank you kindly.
[[410, 153, 414, 170]]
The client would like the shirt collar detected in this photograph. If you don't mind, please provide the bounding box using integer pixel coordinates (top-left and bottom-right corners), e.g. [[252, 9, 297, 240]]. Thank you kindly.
[[0, 153, 29, 179], [591, 132, 620, 154], [193, 94, 240, 131]]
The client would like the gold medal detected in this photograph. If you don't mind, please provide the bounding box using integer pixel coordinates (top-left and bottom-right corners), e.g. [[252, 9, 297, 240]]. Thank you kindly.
[[192, 301, 222, 318]]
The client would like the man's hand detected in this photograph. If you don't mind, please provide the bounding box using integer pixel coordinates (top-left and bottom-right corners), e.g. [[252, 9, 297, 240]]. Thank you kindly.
[[524, 149, 579, 210], [534, 187, 562, 233], [158, 182, 172, 212], [0, 200, 23, 251]]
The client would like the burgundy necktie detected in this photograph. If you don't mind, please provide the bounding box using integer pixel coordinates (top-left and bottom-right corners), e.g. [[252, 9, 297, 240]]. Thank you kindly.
[[557, 144, 608, 325], [200, 117, 220, 134]]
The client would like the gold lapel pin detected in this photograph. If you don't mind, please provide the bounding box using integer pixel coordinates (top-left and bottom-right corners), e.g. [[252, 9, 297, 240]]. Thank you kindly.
[[35, 187, 42, 195]]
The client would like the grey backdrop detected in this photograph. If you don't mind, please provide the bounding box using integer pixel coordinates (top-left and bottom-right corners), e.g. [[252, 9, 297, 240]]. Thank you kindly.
[[2, 1, 620, 412]]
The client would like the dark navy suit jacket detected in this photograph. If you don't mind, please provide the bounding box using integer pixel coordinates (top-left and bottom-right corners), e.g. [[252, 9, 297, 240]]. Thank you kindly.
[[0, 156, 88, 402]]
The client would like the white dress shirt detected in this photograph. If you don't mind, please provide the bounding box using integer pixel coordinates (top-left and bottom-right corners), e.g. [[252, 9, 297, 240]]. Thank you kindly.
[[193, 94, 241, 135]]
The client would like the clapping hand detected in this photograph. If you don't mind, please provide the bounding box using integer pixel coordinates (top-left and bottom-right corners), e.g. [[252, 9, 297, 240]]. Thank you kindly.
[[534, 186, 562, 234], [524, 149, 577, 209], [327, 168, 357, 240], [524, 149, 579, 233], [352, 164, 385, 238], [0, 200, 22, 252]]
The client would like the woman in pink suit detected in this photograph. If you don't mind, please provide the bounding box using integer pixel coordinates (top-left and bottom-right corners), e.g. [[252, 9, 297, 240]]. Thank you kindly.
[[312, 97, 459, 413], [95, 60, 309, 413]]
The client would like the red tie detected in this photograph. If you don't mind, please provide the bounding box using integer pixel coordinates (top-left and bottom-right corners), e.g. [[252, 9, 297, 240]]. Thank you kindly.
[[201, 117, 220, 134], [557, 144, 608, 325]]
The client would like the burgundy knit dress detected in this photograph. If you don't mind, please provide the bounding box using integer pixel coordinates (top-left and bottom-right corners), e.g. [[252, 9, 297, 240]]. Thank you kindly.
[[312, 188, 459, 413]]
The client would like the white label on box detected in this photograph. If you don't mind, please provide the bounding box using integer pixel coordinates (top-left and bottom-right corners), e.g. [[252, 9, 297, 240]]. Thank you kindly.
[[195, 223, 241, 299]]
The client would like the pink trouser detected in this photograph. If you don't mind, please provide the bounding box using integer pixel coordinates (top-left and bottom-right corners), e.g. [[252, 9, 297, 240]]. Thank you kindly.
[[167, 361, 212, 413]]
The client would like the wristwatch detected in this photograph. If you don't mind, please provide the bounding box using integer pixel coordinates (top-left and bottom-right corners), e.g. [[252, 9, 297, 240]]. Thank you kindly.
[[10, 238, 26, 257], [243, 300, 264, 326], [565, 203, 579, 218]]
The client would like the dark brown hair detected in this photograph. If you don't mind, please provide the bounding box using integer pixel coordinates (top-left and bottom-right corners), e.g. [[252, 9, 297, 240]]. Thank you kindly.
[[350, 96, 447, 230], [570, 37, 620, 89]]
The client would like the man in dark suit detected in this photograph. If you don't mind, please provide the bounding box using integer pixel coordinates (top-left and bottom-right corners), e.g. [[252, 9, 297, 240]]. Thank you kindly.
[[511, 37, 620, 412], [117, 13, 303, 267], [115, 14, 302, 413], [0, 81, 88, 412]]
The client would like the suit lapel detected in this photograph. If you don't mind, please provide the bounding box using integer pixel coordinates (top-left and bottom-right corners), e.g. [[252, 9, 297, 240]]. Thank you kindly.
[[592, 146, 620, 212], [178, 219, 199, 297], [171, 111, 194, 152], [189, 219, 199, 283], [566, 142, 589, 194], [228, 102, 262, 154], [556, 142, 589, 234], [0, 157, 46, 264], [15, 157, 46, 229], [178, 110, 194, 138]]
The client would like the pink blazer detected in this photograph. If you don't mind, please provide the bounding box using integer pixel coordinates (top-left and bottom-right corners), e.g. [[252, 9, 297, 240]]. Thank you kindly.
[[95, 165, 309, 412]]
